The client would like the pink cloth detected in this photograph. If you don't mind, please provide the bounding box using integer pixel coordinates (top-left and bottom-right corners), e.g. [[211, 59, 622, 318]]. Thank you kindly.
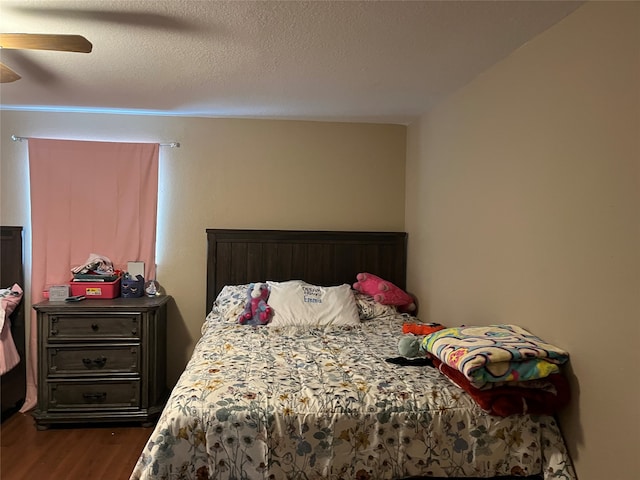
[[0, 284, 23, 375], [23, 139, 159, 412]]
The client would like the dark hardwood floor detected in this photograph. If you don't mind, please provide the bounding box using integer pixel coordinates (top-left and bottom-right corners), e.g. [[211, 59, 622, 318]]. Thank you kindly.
[[0, 412, 153, 480], [1, 413, 545, 480]]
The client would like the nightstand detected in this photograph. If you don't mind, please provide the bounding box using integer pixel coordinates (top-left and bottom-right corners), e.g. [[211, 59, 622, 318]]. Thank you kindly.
[[32, 296, 170, 429]]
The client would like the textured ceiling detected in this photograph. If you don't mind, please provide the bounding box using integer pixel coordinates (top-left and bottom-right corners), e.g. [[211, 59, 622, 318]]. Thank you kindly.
[[0, 0, 583, 124]]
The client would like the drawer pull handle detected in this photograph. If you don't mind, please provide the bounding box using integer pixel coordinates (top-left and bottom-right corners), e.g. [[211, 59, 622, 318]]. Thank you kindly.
[[82, 357, 107, 368], [82, 392, 107, 402], [91, 323, 99, 331]]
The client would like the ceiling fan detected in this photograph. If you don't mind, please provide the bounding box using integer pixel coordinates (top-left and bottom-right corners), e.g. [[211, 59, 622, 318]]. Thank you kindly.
[[0, 33, 92, 83]]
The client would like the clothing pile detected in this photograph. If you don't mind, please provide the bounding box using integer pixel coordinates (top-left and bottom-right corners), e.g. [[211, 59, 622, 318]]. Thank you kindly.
[[0, 284, 23, 375], [71, 253, 115, 275]]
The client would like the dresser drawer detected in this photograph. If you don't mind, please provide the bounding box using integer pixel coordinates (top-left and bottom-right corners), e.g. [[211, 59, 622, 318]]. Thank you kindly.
[[47, 344, 140, 376], [47, 380, 140, 410], [47, 313, 141, 341]]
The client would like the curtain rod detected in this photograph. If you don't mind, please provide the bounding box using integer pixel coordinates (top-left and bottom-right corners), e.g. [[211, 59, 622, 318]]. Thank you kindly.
[[11, 135, 180, 148]]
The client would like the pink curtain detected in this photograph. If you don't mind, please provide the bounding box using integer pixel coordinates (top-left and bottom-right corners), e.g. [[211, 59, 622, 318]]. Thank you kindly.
[[21, 139, 159, 412]]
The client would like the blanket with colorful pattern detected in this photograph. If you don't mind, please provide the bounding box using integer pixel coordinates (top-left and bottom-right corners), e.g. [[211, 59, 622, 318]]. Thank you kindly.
[[422, 324, 569, 389]]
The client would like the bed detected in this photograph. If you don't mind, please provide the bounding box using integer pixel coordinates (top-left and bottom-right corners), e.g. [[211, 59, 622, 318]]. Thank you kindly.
[[130, 229, 576, 480]]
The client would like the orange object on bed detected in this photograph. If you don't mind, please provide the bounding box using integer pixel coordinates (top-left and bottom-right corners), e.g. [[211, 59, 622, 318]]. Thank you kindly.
[[402, 322, 445, 335]]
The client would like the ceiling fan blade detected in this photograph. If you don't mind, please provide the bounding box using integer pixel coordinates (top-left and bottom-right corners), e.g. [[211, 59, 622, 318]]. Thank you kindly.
[[0, 63, 21, 83], [0, 34, 92, 53]]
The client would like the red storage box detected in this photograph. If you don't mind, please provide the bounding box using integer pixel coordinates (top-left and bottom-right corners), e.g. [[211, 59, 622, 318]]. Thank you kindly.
[[69, 277, 121, 299]]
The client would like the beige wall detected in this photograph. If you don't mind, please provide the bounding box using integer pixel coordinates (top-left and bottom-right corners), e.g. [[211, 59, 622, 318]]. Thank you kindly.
[[406, 3, 639, 480], [0, 112, 406, 382]]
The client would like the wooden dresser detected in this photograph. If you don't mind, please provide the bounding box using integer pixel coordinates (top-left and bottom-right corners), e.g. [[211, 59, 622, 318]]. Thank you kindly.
[[32, 295, 170, 429]]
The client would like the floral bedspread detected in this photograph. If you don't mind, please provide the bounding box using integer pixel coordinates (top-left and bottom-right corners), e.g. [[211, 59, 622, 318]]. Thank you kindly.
[[130, 314, 576, 480]]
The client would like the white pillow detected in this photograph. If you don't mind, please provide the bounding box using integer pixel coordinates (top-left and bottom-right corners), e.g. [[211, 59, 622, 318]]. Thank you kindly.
[[267, 281, 360, 327]]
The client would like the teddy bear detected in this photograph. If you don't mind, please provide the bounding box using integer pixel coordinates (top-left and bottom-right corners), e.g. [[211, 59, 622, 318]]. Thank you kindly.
[[352, 272, 416, 313], [237, 282, 273, 326], [397, 335, 425, 358]]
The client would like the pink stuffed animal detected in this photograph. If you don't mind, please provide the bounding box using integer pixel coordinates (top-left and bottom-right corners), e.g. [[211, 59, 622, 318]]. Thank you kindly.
[[238, 283, 273, 325], [353, 272, 416, 313]]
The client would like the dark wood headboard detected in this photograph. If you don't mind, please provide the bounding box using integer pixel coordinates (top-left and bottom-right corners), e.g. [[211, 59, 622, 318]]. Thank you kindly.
[[206, 229, 407, 312]]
